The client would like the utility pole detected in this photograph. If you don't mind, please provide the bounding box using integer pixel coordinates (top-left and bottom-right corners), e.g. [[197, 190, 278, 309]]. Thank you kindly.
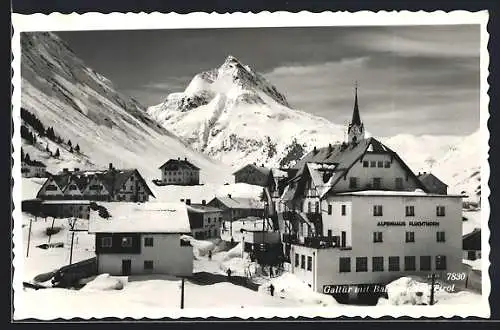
[[180, 277, 185, 309], [69, 231, 75, 265], [429, 273, 436, 306], [26, 218, 33, 258], [48, 217, 55, 243]]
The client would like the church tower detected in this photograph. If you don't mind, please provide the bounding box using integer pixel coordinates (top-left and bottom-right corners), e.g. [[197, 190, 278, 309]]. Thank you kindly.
[[347, 83, 365, 144]]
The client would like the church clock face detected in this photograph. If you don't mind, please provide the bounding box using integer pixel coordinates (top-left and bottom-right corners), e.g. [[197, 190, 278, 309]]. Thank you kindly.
[[351, 126, 360, 135]]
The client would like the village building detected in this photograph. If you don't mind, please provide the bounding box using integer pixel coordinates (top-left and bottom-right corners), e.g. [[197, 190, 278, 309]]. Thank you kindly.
[[88, 202, 193, 276], [417, 172, 448, 195], [207, 195, 265, 223], [279, 86, 464, 299], [158, 157, 200, 185], [463, 228, 481, 261], [41, 200, 91, 219], [233, 163, 288, 194], [185, 199, 223, 239], [21, 159, 47, 178], [36, 163, 154, 202]]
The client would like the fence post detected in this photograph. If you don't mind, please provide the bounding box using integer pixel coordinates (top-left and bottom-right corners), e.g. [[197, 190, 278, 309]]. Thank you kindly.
[[26, 219, 33, 258], [429, 273, 436, 306], [180, 277, 185, 309], [69, 231, 75, 265]]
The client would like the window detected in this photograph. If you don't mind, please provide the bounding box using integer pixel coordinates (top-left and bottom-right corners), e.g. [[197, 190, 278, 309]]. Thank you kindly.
[[384, 161, 391, 168], [436, 255, 447, 270], [341, 204, 346, 216], [373, 178, 382, 189], [101, 237, 112, 248], [208, 217, 211, 224], [144, 260, 153, 270], [327, 229, 332, 237], [339, 257, 351, 273], [69, 185, 77, 191], [328, 204, 332, 215], [377, 161, 384, 168], [373, 232, 383, 243], [219, 217, 222, 222], [349, 177, 358, 189], [389, 256, 400, 271], [370, 161, 376, 167], [301, 255, 306, 269], [307, 202, 312, 213], [372, 257, 384, 272], [315, 202, 320, 213], [436, 231, 446, 242], [405, 205, 415, 216], [420, 256, 431, 271], [307, 256, 312, 271], [373, 205, 383, 216], [396, 177, 404, 190], [356, 257, 368, 272], [46, 185, 58, 191], [295, 253, 300, 267], [144, 237, 154, 247], [405, 231, 415, 243], [363, 161, 369, 168], [436, 206, 446, 217], [180, 238, 191, 246], [121, 237, 133, 247], [405, 256, 416, 271]]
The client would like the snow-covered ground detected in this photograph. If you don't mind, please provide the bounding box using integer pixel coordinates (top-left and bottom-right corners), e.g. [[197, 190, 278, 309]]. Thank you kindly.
[[377, 276, 482, 306]]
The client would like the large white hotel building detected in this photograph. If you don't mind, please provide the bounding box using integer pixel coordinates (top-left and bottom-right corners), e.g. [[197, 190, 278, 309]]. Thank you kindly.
[[278, 87, 463, 300]]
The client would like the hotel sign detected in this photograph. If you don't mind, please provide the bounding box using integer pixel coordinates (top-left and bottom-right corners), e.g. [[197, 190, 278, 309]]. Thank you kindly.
[[377, 221, 440, 227]]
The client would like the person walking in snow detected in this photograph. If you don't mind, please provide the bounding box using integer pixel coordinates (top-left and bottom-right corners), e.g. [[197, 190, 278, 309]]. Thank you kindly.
[[269, 284, 275, 297], [227, 268, 232, 281], [208, 250, 212, 261]]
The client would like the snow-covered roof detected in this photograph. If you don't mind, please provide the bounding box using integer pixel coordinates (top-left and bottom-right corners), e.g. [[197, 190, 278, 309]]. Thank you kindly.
[[42, 200, 91, 205], [335, 190, 464, 197], [88, 202, 191, 233], [187, 204, 222, 213], [211, 196, 264, 209]]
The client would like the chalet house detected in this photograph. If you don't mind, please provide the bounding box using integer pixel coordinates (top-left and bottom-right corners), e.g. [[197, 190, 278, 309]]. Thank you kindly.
[[278, 86, 464, 299], [207, 195, 265, 223], [463, 228, 481, 261], [21, 159, 47, 178], [185, 199, 223, 239], [233, 163, 274, 188], [417, 172, 448, 195], [88, 202, 193, 276], [36, 163, 154, 202], [158, 157, 200, 185]]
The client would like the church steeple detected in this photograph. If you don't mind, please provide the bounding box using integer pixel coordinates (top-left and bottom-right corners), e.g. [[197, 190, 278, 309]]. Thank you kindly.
[[347, 81, 365, 144]]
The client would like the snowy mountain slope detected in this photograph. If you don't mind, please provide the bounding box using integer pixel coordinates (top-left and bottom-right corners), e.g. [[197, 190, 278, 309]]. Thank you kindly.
[[383, 131, 481, 201], [20, 32, 232, 186], [148, 55, 346, 169]]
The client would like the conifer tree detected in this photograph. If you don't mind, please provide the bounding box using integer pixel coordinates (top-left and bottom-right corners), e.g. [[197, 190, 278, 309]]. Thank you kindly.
[[54, 148, 60, 158], [75, 144, 80, 153], [69, 146, 73, 153], [24, 153, 30, 162], [21, 148, 25, 161], [68, 139, 72, 147], [45, 143, 50, 153]]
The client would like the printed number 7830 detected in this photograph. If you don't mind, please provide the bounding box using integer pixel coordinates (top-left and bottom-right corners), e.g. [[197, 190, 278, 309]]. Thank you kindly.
[[447, 272, 466, 281]]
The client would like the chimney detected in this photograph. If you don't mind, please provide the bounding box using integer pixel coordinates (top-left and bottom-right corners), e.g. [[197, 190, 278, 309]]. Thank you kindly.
[[62, 168, 69, 173], [313, 146, 317, 154], [418, 172, 421, 176], [202, 199, 206, 206], [184, 157, 187, 161], [261, 164, 264, 167], [228, 194, 232, 199], [74, 168, 80, 172], [186, 199, 191, 205], [109, 163, 113, 170], [178, 157, 180, 160], [180, 199, 185, 202]]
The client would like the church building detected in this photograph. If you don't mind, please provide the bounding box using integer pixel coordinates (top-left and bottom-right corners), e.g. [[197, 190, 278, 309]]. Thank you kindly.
[[279, 85, 464, 301]]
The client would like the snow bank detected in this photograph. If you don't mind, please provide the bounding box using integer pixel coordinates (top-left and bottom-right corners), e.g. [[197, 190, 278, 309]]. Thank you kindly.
[[220, 242, 243, 261], [378, 276, 483, 306], [81, 274, 126, 291], [258, 273, 338, 306], [381, 277, 430, 306], [463, 258, 482, 271], [180, 235, 216, 257]]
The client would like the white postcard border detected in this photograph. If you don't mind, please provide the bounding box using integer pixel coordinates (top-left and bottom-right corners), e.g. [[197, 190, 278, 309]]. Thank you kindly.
[[11, 10, 491, 320]]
